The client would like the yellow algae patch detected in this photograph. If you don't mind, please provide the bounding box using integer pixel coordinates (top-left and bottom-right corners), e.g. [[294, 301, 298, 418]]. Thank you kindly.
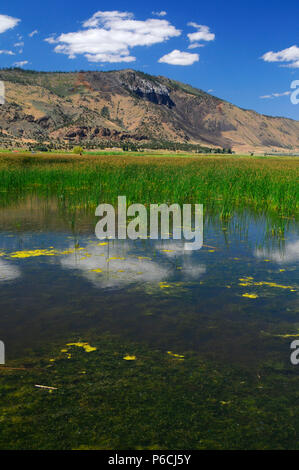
[[123, 355, 136, 361], [167, 351, 184, 359], [10, 248, 78, 258], [239, 278, 295, 291], [10, 249, 58, 258], [239, 277, 254, 285], [159, 282, 171, 289], [98, 242, 108, 246], [66, 342, 97, 353], [274, 333, 299, 338], [242, 293, 259, 299], [89, 269, 102, 273], [161, 249, 174, 253], [158, 281, 188, 295], [254, 281, 295, 291], [0, 252, 5, 257], [55, 249, 76, 255], [138, 256, 152, 260]]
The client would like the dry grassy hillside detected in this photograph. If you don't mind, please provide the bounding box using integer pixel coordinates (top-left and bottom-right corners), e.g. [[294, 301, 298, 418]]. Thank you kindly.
[[0, 68, 298, 152]]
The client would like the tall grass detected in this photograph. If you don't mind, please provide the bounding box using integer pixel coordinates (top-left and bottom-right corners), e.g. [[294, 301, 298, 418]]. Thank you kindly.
[[0, 153, 298, 222]]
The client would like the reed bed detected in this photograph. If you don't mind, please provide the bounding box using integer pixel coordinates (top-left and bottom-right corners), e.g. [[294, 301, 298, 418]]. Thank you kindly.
[[0, 153, 298, 221]]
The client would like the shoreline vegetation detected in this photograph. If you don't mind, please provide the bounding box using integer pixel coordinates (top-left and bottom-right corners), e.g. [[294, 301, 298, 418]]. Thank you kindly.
[[0, 152, 297, 223]]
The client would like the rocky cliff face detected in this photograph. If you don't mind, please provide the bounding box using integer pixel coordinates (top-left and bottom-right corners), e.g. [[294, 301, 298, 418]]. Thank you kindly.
[[120, 71, 175, 108], [0, 68, 298, 152]]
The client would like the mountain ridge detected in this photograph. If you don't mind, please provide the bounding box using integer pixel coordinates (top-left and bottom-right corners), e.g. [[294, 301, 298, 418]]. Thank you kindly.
[[0, 68, 298, 152]]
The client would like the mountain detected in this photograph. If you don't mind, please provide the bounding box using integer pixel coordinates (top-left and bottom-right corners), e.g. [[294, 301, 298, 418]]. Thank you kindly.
[[0, 68, 298, 152]]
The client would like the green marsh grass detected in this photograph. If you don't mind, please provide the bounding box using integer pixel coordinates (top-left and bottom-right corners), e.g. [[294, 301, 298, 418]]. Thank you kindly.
[[0, 153, 298, 222]]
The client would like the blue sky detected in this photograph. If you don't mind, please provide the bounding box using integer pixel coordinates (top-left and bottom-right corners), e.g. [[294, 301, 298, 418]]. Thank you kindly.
[[0, 0, 298, 119]]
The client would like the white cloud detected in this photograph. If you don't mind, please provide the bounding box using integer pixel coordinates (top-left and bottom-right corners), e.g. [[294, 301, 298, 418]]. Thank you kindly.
[[188, 42, 205, 49], [0, 14, 20, 34], [59, 239, 206, 289], [255, 239, 299, 264], [85, 53, 136, 63], [0, 260, 21, 282], [187, 23, 215, 43], [260, 91, 291, 99], [0, 50, 15, 55], [60, 241, 169, 288], [14, 41, 24, 54], [159, 49, 199, 66], [29, 30, 38, 37], [46, 10, 181, 63], [45, 36, 56, 44], [152, 11, 167, 17], [13, 60, 29, 67], [261, 45, 299, 68]]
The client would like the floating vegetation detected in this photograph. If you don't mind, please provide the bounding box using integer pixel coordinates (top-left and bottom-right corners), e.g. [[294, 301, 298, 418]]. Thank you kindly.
[[123, 355, 136, 361], [239, 277, 296, 292], [9, 248, 82, 258], [274, 333, 299, 338], [10, 249, 60, 258], [242, 293, 259, 299], [157, 281, 189, 296], [167, 351, 185, 359], [159, 282, 171, 289], [66, 342, 97, 353]]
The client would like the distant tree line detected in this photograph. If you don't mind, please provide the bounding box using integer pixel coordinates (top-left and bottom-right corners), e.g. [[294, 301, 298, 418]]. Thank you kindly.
[[23, 139, 233, 154]]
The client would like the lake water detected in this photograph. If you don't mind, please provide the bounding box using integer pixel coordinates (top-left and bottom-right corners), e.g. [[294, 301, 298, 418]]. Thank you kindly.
[[0, 196, 298, 367]]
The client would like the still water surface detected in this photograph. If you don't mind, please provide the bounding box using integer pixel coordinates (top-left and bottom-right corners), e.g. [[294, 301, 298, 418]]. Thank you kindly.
[[0, 197, 298, 366]]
